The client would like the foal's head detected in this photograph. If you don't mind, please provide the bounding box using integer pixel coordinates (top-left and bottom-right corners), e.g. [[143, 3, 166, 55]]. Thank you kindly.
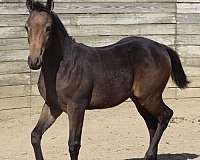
[[25, 0, 54, 70]]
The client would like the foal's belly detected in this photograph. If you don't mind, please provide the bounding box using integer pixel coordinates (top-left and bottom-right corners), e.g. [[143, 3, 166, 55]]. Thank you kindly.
[[87, 80, 132, 109], [88, 95, 130, 109]]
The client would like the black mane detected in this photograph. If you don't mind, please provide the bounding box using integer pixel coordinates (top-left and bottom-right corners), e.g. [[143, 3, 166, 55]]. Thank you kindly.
[[52, 13, 73, 40]]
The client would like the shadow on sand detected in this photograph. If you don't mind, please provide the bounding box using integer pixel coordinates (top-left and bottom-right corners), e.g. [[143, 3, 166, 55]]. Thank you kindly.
[[125, 153, 199, 160]]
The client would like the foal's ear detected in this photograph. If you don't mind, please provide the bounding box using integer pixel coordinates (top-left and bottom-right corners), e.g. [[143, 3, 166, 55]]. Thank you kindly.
[[26, 0, 33, 11], [46, 0, 54, 11]]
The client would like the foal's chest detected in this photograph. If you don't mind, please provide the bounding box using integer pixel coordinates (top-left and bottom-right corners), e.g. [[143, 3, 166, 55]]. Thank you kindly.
[[37, 70, 64, 107]]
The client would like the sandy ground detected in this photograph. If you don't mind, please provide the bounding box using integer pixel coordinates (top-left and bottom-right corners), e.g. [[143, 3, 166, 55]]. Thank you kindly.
[[0, 99, 200, 160]]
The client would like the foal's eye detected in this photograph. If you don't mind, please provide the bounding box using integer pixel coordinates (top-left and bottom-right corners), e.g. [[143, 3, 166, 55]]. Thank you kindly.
[[46, 26, 51, 32]]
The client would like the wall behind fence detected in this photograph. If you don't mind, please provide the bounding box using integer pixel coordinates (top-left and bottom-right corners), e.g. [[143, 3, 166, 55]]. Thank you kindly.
[[0, 0, 199, 111]]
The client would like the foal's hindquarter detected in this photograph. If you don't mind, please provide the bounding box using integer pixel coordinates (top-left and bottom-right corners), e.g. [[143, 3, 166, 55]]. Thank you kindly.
[[88, 39, 171, 110]]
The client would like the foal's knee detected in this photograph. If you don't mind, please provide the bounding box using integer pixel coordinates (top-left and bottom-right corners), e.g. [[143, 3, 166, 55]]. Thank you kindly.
[[68, 141, 81, 155], [31, 130, 41, 146]]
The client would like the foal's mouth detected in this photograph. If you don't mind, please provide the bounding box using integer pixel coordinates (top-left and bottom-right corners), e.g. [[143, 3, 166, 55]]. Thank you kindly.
[[28, 55, 42, 70], [28, 47, 45, 70]]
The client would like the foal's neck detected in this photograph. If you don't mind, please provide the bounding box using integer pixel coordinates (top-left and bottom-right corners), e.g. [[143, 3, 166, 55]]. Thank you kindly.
[[42, 27, 73, 69]]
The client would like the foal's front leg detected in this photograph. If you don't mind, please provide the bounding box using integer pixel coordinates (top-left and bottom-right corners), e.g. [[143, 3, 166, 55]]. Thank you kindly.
[[67, 102, 85, 160], [31, 103, 62, 160]]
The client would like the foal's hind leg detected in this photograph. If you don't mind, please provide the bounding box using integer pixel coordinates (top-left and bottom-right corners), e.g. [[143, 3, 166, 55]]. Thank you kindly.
[[31, 103, 62, 160], [144, 100, 173, 160], [131, 98, 158, 158]]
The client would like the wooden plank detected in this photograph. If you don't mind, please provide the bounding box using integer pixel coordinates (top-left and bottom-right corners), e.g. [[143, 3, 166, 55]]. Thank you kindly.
[[0, 50, 27, 62], [184, 66, 200, 77], [31, 84, 39, 96], [0, 0, 177, 2], [0, 38, 28, 51], [181, 57, 200, 67], [0, 96, 29, 110], [31, 70, 40, 84], [70, 13, 176, 25], [0, 26, 25, 38], [177, 45, 200, 57], [31, 96, 44, 107], [167, 76, 200, 88], [177, 88, 200, 98], [0, 73, 30, 86], [55, 3, 176, 14], [0, 14, 27, 27], [177, 3, 200, 14], [0, 24, 175, 38], [177, 14, 200, 24], [0, 61, 29, 74], [0, 13, 176, 27], [77, 35, 175, 46], [0, 3, 175, 14], [187, 76, 200, 88], [177, 35, 200, 45], [0, 85, 30, 99], [177, 0, 200, 2], [177, 24, 200, 34], [163, 87, 177, 99]]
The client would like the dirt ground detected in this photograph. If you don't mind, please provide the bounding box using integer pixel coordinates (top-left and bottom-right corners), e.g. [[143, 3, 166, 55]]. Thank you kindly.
[[0, 99, 200, 160]]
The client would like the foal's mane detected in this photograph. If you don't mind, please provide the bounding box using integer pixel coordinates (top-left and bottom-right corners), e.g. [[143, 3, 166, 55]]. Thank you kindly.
[[30, 1, 74, 40]]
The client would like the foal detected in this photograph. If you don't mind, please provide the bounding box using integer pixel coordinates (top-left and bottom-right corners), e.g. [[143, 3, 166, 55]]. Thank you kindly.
[[25, 0, 188, 160]]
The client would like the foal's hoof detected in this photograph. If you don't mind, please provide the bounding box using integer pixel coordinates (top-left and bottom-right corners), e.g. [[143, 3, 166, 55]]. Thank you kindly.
[[144, 154, 157, 160]]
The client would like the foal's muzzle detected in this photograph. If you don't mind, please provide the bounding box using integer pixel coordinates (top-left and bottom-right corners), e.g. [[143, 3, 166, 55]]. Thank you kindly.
[[28, 56, 42, 70]]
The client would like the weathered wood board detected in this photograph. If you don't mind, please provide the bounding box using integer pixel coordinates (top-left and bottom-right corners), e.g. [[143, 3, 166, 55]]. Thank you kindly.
[[0, 3, 176, 14], [0, 13, 176, 27], [0, 0, 199, 110]]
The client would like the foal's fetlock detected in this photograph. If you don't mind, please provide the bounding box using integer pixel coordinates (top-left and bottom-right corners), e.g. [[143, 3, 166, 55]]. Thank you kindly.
[[144, 153, 157, 160], [144, 149, 157, 160], [69, 142, 81, 155]]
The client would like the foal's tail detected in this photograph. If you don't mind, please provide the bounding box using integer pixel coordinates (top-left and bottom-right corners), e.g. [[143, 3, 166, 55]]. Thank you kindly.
[[165, 46, 189, 89]]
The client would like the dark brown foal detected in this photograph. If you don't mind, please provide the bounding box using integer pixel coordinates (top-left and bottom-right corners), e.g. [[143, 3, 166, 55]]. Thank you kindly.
[[25, 1, 188, 160]]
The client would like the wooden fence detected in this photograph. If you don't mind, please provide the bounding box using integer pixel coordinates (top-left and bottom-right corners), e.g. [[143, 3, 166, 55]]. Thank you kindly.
[[0, 0, 200, 111]]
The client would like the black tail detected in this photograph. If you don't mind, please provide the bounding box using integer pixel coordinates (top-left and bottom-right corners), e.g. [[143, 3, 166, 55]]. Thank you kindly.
[[165, 46, 189, 89]]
